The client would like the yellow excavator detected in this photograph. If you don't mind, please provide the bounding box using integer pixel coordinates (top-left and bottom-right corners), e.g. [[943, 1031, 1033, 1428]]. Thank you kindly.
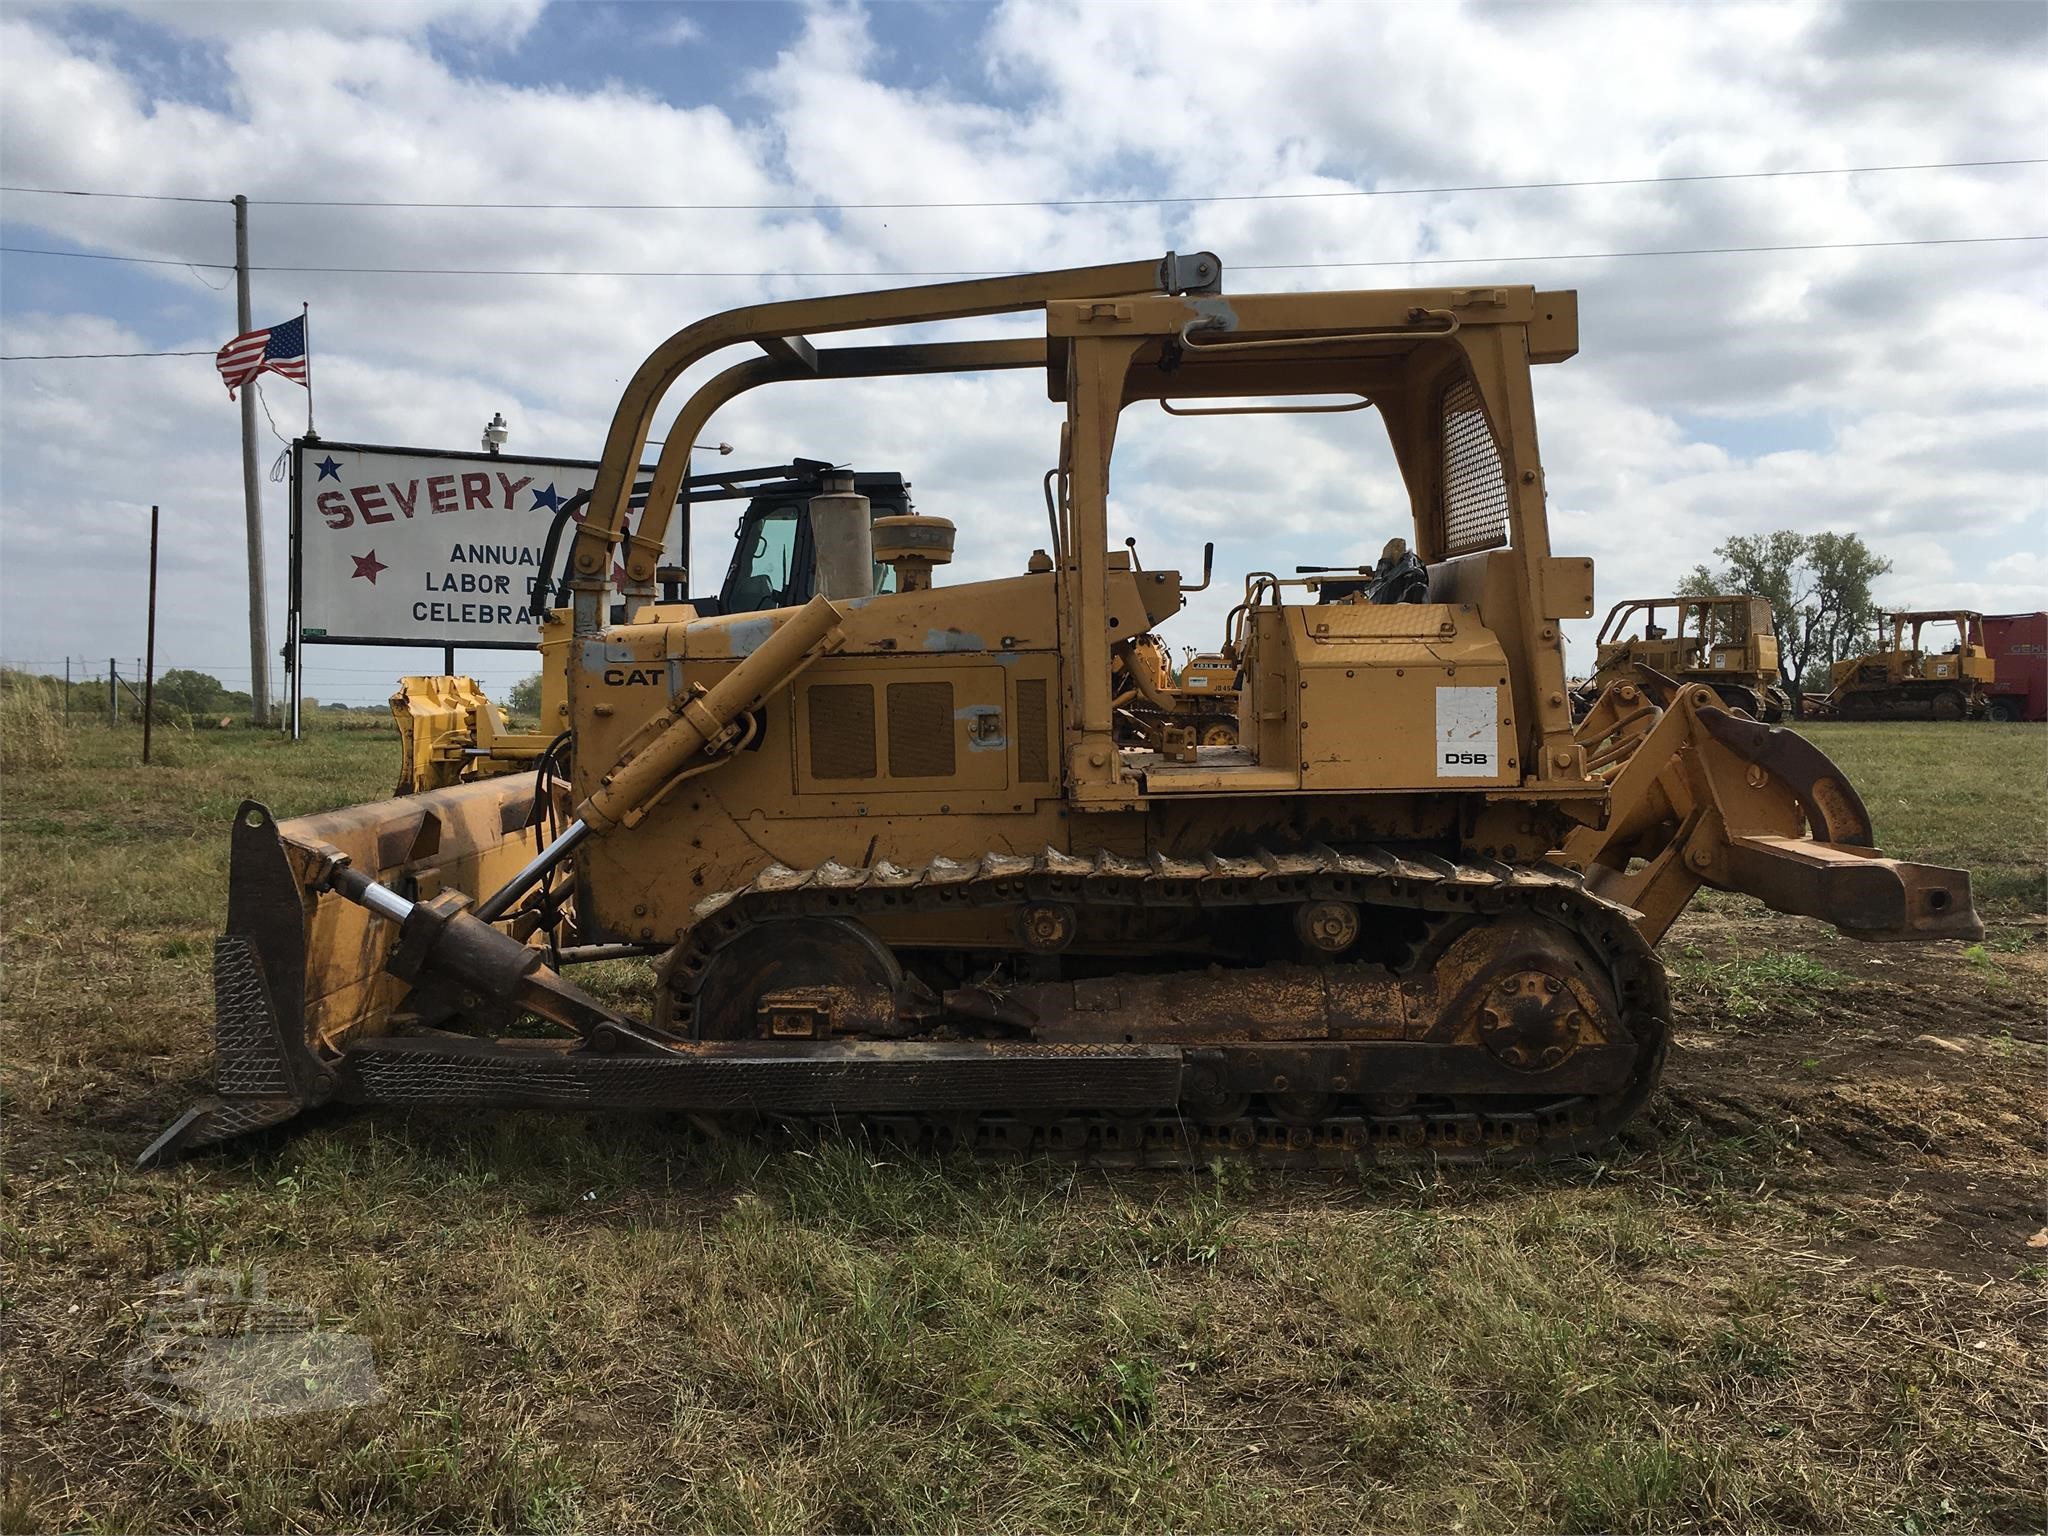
[[146, 256, 1979, 1170]]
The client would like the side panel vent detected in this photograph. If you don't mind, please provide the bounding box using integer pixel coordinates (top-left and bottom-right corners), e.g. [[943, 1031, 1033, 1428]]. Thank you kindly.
[[887, 682, 956, 778], [1015, 677, 1049, 782], [1439, 376, 1510, 557], [808, 684, 876, 780]]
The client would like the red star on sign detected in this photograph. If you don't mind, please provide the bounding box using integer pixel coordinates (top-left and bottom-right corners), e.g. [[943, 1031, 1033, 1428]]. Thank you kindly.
[[351, 550, 387, 584]]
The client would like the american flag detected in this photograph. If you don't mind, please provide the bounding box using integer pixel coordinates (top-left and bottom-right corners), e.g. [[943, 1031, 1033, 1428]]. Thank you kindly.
[[215, 313, 308, 399]]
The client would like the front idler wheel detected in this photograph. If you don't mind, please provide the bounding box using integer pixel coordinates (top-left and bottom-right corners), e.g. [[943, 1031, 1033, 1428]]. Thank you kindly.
[[658, 915, 905, 1040]]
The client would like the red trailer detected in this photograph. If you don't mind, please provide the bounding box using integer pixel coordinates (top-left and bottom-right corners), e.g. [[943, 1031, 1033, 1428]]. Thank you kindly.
[[1983, 611, 2047, 722]]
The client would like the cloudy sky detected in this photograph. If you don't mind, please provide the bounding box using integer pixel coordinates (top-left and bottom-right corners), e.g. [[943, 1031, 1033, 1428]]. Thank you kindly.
[[2, 0, 2043, 705]]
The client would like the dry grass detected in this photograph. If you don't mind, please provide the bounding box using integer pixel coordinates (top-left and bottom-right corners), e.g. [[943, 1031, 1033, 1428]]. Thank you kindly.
[[0, 672, 69, 775], [2, 720, 2043, 1533]]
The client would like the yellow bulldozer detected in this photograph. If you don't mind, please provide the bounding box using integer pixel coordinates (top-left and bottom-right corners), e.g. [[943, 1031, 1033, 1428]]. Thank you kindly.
[[1113, 634, 1242, 754], [389, 675, 554, 795], [1579, 595, 1792, 722], [144, 255, 1980, 1170], [1815, 611, 1995, 721]]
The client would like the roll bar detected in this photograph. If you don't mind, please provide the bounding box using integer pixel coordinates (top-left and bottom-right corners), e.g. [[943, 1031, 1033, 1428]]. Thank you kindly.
[[564, 253, 1222, 628]]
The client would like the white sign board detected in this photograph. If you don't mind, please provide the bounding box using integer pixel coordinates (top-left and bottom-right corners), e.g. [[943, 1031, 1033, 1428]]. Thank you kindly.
[[292, 440, 668, 648], [1434, 685, 1500, 778]]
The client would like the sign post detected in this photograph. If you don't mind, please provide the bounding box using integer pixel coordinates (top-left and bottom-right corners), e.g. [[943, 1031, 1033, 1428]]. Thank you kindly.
[[292, 440, 624, 651], [286, 439, 826, 733]]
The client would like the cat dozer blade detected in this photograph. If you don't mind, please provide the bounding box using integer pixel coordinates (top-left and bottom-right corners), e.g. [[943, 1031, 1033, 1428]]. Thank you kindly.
[[140, 788, 1179, 1168]]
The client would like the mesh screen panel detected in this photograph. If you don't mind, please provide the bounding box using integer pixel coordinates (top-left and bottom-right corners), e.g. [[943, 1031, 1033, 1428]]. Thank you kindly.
[[807, 684, 876, 780], [1440, 377, 1510, 556], [1016, 678, 1049, 782], [887, 682, 956, 778]]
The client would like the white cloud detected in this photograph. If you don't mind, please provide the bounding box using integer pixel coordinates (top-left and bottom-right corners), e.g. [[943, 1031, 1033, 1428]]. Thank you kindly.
[[22, 0, 548, 43], [649, 12, 701, 47], [1, 0, 2044, 706]]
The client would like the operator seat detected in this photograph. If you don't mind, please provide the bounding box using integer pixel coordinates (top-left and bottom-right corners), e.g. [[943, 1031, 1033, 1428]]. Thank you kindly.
[[727, 575, 778, 612]]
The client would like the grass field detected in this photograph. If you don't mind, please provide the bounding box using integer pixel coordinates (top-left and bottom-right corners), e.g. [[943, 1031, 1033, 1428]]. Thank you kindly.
[[2, 703, 2042, 1533]]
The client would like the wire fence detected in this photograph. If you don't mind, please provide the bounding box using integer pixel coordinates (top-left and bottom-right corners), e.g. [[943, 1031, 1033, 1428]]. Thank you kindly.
[[0, 654, 542, 724]]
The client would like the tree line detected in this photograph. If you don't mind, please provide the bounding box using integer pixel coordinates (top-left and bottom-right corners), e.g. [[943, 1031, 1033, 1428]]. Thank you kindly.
[[38, 669, 286, 726]]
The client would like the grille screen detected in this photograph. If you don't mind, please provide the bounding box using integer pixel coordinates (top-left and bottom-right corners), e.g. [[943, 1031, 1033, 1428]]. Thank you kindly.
[[1440, 376, 1510, 556], [807, 684, 876, 779], [887, 682, 956, 777], [1016, 677, 1049, 782]]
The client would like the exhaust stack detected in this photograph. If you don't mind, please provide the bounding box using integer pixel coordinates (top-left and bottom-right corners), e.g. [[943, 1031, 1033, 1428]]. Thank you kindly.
[[808, 470, 874, 600]]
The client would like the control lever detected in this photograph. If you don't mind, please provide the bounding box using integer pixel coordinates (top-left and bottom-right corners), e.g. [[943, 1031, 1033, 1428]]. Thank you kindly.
[[1127, 536, 1214, 592]]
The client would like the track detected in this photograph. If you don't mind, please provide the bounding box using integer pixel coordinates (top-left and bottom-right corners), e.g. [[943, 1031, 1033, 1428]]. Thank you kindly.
[[652, 844, 1673, 1163]]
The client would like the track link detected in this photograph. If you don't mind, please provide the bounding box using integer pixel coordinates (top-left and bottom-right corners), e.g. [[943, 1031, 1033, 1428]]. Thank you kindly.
[[656, 844, 1672, 1161]]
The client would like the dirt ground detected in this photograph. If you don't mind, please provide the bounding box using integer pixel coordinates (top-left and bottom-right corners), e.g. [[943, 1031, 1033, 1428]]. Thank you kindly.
[[2, 718, 2043, 1532], [1660, 909, 2044, 1282]]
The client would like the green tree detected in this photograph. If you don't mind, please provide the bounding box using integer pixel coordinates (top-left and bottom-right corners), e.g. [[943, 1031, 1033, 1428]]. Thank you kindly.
[[1684, 530, 1891, 694], [1804, 531, 1894, 674], [155, 668, 226, 721], [506, 673, 543, 718], [1674, 563, 1720, 600]]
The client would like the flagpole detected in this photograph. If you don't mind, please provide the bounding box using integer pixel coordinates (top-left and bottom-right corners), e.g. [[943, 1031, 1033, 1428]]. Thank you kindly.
[[233, 192, 272, 728], [302, 300, 316, 439]]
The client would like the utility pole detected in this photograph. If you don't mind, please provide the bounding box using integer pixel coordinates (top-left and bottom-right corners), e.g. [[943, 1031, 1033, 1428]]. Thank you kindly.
[[143, 506, 160, 764], [234, 194, 271, 726], [108, 658, 117, 728]]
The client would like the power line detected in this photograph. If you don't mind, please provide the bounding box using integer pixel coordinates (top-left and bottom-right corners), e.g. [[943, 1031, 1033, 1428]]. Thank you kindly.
[[8, 232, 2041, 283], [0, 348, 213, 359], [0, 245, 230, 269], [0, 186, 230, 204], [1238, 233, 2048, 271], [3, 156, 2042, 212]]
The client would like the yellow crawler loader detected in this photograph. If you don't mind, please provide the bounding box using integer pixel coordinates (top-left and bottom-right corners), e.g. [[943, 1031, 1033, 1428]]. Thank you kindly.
[[386, 463, 922, 791], [145, 255, 1980, 1169], [389, 675, 553, 795]]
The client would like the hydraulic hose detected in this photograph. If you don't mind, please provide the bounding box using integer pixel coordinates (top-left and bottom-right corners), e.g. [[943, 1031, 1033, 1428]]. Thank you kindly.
[[530, 491, 592, 619]]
